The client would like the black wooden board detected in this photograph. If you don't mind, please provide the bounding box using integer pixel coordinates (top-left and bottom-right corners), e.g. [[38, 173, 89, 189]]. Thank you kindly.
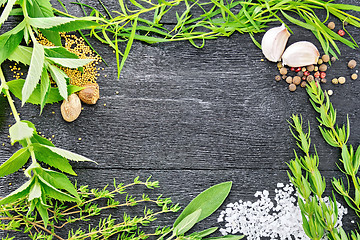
[[1, 0, 360, 238]]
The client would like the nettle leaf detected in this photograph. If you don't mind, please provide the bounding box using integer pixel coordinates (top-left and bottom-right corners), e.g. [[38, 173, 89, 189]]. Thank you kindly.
[[35, 168, 79, 199], [173, 182, 232, 228], [47, 57, 93, 68], [0, 147, 30, 177], [0, 0, 17, 25], [37, 175, 78, 202], [48, 64, 68, 100], [8, 45, 33, 65], [40, 68, 50, 113], [0, 30, 24, 65], [40, 144, 96, 163], [0, 178, 33, 205], [173, 209, 201, 235], [22, 43, 44, 105], [6, 79, 83, 105], [32, 143, 77, 175], [9, 121, 35, 144], [28, 179, 42, 201], [44, 47, 79, 59]]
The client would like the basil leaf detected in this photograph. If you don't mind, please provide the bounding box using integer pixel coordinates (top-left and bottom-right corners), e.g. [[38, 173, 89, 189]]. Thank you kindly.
[[44, 46, 79, 59], [0, 179, 33, 205], [40, 144, 96, 163], [0, 30, 24, 65], [22, 43, 44, 105], [48, 64, 68, 100], [9, 121, 35, 144], [47, 57, 93, 68], [6, 79, 84, 105], [0, 148, 30, 177], [40, 68, 50, 113], [173, 209, 201, 236], [173, 182, 232, 228], [37, 175, 78, 202], [8, 45, 32, 65], [0, 0, 16, 25]]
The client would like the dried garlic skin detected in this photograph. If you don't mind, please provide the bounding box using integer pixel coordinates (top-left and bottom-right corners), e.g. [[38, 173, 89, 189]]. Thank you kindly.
[[282, 41, 320, 67], [261, 24, 291, 62]]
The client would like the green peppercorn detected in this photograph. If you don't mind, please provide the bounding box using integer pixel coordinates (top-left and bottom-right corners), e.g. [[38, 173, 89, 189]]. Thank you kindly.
[[317, 59, 323, 65], [332, 78, 339, 84]]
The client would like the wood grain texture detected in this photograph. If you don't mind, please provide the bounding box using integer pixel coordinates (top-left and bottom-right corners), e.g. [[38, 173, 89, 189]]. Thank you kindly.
[[1, 0, 360, 238]]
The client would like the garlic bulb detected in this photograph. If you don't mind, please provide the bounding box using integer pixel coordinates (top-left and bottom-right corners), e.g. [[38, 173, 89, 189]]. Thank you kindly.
[[261, 24, 290, 62], [282, 41, 320, 67]]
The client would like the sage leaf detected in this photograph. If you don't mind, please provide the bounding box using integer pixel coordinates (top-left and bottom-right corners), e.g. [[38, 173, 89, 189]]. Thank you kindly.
[[0, 0, 16, 25], [22, 42, 44, 105], [44, 46, 79, 59], [48, 64, 68, 100], [0, 147, 30, 177], [6, 79, 84, 105], [173, 182, 232, 228], [0, 30, 24, 65], [40, 144, 96, 163], [173, 209, 201, 235], [32, 143, 77, 175], [8, 45, 32, 65], [0, 178, 33, 205], [29, 179, 42, 201], [40, 68, 50, 113], [37, 175, 78, 202], [9, 121, 35, 144], [47, 57, 93, 68]]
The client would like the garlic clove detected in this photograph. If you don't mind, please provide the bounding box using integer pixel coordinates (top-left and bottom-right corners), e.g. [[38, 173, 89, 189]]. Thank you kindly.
[[261, 24, 290, 62], [282, 41, 320, 67]]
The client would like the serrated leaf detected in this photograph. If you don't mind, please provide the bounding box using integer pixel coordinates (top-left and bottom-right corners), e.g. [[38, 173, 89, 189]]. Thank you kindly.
[[0, 147, 30, 177], [0, 30, 24, 65], [28, 17, 75, 29], [41, 29, 61, 46], [7, 79, 84, 105], [44, 47, 79, 59], [174, 182, 232, 228], [27, 0, 53, 18], [32, 143, 77, 175], [40, 144, 96, 163], [48, 64, 68, 100], [0, 179, 33, 205], [8, 45, 32, 65], [29, 179, 42, 201], [37, 175, 78, 202], [9, 121, 34, 144], [22, 43, 44, 105], [35, 201, 49, 227], [40, 68, 50, 113], [47, 19, 99, 32], [0, 0, 16, 25], [174, 209, 201, 235], [47, 57, 93, 68]]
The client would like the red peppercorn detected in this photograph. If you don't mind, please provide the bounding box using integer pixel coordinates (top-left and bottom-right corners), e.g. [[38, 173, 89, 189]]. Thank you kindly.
[[302, 76, 307, 81], [314, 71, 320, 78], [304, 71, 310, 76], [338, 29, 345, 36], [291, 67, 295, 71], [295, 67, 301, 72], [320, 72, 326, 79]]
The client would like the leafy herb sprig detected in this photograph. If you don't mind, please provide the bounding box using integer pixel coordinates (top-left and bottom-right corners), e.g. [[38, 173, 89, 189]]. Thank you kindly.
[[55, 0, 360, 76]]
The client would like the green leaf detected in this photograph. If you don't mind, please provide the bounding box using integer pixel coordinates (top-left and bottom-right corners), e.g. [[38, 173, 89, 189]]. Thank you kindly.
[[0, 0, 16, 25], [8, 45, 33, 65], [40, 68, 50, 113], [0, 148, 30, 177], [118, 17, 137, 78], [173, 182, 232, 228], [29, 179, 42, 201], [32, 143, 77, 175], [41, 29, 61, 46], [37, 175, 78, 202], [47, 19, 100, 32], [173, 209, 201, 235], [44, 47, 79, 59], [0, 30, 24, 65], [40, 144, 96, 163], [35, 201, 49, 227], [0, 179, 33, 205], [47, 57, 93, 68], [28, 17, 76, 29], [190, 227, 218, 238], [27, 0, 54, 18], [6, 79, 84, 105], [48, 64, 68, 100], [9, 121, 35, 144], [22, 43, 44, 105], [204, 235, 244, 240]]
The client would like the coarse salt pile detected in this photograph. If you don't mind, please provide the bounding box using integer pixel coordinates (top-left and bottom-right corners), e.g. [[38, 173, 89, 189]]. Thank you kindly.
[[217, 183, 348, 240]]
